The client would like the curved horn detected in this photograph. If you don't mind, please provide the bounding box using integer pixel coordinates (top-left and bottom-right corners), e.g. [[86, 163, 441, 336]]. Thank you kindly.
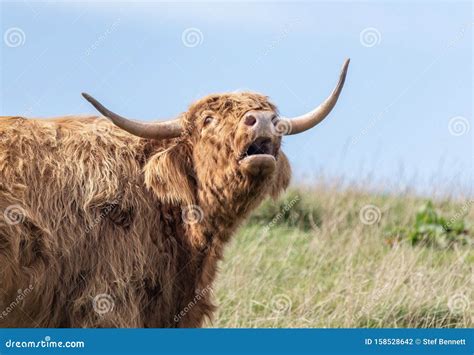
[[283, 58, 350, 135], [81, 93, 183, 140]]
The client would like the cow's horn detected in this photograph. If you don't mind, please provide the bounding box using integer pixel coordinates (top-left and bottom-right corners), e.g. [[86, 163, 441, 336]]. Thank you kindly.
[[81, 93, 183, 139], [282, 58, 350, 135]]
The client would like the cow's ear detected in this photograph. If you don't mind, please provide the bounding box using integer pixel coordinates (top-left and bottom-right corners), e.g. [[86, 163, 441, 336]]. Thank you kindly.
[[144, 143, 195, 205], [269, 152, 291, 199]]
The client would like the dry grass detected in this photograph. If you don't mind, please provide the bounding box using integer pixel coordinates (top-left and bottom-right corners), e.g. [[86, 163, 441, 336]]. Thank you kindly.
[[207, 184, 473, 328]]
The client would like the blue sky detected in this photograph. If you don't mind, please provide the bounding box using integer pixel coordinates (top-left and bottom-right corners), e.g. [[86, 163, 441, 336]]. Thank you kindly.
[[1, 1, 472, 196]]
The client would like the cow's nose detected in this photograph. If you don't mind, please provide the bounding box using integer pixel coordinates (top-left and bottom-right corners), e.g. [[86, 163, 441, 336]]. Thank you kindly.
[[242, 111, 275, 135], [244, 115, 257, 126]]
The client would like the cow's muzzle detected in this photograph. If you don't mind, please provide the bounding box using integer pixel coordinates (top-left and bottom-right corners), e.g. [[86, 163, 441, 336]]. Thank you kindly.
[[239, 137, 277, 176]]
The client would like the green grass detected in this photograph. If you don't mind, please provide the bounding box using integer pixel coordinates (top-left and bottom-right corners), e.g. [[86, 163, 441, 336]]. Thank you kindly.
[[208, 186, 473, 328]]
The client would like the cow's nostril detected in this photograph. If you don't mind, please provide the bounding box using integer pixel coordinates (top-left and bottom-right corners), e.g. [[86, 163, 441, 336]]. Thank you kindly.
[[244, 115, 257, 126]]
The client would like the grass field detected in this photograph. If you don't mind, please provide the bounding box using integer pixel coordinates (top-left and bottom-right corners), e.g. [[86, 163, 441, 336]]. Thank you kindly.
[[208, 184, 473, 328]]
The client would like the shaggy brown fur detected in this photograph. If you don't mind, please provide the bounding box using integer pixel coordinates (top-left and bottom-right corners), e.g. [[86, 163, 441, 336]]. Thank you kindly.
[[0, 93, 290, 327]]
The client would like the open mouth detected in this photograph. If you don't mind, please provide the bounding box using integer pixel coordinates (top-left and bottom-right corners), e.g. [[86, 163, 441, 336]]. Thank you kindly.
[[238, 137, 277, 176], [240, 137, 275, 160]]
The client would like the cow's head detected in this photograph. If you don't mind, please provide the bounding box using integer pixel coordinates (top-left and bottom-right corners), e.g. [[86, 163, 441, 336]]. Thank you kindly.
[[82, 59, 349, 224]]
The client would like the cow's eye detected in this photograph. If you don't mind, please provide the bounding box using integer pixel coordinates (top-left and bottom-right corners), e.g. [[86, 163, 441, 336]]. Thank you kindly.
[[203, 116, 214, 126]]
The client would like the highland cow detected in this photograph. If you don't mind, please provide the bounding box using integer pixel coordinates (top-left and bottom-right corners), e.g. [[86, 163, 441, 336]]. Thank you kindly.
[[0, 60, 349, 327]]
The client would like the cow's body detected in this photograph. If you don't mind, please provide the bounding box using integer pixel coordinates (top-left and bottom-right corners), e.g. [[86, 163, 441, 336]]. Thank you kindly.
[[0, 60, 348, 327], [0, 116, 220, 327]]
